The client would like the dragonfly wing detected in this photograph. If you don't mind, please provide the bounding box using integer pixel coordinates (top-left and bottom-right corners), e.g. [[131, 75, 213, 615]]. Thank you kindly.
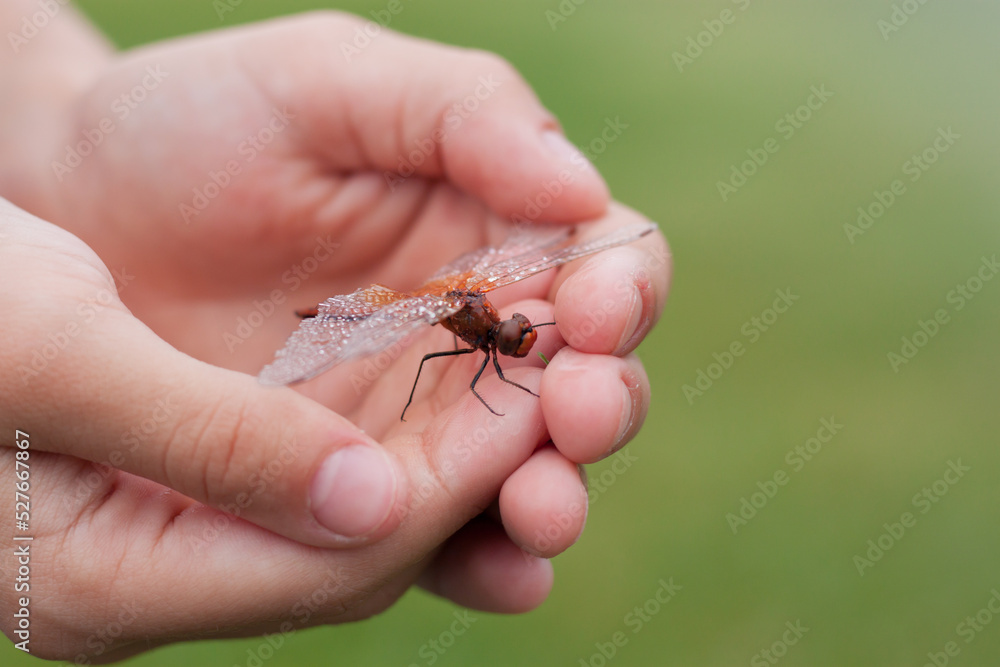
[[258, 287, 464, 386], [423, 246, 493, 285], [415, 227, 573, 294], [465, 221, 658, 293]]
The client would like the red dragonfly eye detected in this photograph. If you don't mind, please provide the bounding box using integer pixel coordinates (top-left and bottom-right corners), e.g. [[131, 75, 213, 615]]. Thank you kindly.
[[496, 314, 536, 358], [259, 221, 657, 420]]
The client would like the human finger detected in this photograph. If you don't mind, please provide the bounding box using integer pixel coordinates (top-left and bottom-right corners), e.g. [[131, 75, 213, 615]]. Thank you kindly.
[[541, 349, 650, 464], [550, 202, 671, 356], [498, 444, 588, 557]]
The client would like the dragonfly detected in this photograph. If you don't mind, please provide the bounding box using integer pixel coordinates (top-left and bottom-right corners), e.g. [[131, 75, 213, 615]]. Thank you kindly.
[[259, 221, 657, 420]]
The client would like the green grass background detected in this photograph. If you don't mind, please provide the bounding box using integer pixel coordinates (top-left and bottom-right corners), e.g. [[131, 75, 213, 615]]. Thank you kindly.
[[7, 1, 1000, 665]]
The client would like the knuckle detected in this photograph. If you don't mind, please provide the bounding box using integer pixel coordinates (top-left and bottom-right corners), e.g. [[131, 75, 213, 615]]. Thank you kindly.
[[168, 391, 257, 504]]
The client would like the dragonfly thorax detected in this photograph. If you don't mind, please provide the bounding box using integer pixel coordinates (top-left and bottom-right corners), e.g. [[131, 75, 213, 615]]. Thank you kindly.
[[440, 292, 501, 351], [439, 292, 537, 358]]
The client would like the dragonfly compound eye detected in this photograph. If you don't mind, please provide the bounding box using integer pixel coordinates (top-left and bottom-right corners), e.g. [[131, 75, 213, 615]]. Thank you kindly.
[[496, 314, 536, 357]]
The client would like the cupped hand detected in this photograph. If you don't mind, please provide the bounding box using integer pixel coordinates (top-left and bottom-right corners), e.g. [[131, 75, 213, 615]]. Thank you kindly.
[[0, 200, 554, 661], [1, 11, 670, 660]]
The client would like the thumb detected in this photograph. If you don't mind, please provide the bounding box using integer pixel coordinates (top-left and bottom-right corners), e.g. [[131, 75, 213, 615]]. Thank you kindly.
[[24, 318, 409, 548], [1, 205, 407, 548]]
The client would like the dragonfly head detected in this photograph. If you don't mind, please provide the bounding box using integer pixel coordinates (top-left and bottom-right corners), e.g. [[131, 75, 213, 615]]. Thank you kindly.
[[495, 313, 537, 358]]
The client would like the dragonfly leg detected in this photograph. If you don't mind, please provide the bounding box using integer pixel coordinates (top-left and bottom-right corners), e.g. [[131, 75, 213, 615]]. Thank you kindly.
[[469, 351, 504, 416], [492, 348, 539, 398], [402, 347, 477, 422]]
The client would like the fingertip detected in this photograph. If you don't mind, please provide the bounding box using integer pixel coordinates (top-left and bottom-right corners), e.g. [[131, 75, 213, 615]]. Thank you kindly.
[[553, 247, 645, 354], [307, 441, 406, 543], [552, 212, 669, 355], [446, 117, 609, 223], [541, 349, 649, 464], [499, 445, 588, 557]]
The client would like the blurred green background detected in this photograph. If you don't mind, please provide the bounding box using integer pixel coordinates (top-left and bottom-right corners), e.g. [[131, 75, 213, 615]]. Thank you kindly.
[[7, 1, 1000, 665]]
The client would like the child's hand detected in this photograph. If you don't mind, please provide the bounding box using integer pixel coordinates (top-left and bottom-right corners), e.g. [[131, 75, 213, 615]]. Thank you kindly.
[[1, 11, 669, 661]]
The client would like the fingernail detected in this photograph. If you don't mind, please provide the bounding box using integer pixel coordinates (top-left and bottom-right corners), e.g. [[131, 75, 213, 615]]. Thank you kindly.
[[615, 285, 643, 354], [615, 278, 653, 355], [542, 130, 597, 174], [310, 445, 396, 539], [612, 378, 640, 453]]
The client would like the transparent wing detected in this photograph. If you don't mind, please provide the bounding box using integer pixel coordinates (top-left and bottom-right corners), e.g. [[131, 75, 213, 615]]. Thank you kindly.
[[258, 286, 464, 385], [461, 221, 658, 293], [415, 226, 573, 294], [422, 246, 494, 286]]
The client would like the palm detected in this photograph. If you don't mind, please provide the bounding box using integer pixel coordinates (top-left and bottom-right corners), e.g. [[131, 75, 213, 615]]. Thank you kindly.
[[69, 164, 514, 438]]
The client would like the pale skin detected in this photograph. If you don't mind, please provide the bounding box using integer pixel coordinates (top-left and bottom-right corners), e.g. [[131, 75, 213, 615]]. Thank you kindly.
[[0, 5, 670, 662]]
